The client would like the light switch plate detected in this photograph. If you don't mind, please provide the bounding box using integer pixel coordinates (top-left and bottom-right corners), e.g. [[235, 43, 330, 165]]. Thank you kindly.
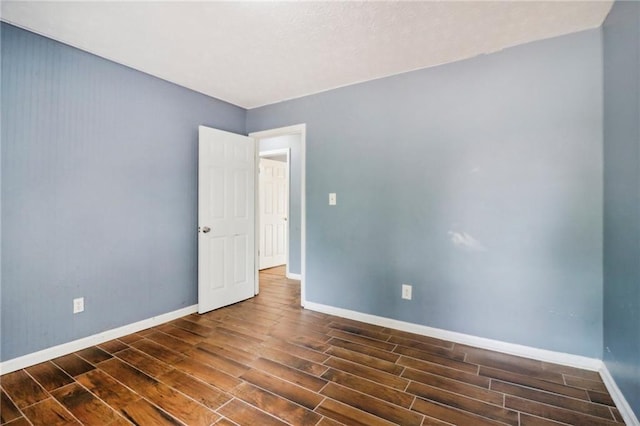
[[402, 284, 412, 300], [73, 297, 84, 314], [329, 193, 337, 205]]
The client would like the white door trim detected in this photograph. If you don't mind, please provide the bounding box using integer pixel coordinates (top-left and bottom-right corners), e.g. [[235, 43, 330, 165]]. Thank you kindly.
[[261, 149, 290, 157], [259, 148, 291, 275], [250, 124, 306, 306]]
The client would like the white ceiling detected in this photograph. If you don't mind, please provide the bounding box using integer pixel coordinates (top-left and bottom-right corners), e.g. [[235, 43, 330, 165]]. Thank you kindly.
[[1, 1, 613, 109]]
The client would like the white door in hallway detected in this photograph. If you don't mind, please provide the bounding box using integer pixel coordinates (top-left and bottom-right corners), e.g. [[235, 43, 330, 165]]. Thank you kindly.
[[259, 157, 288, 270], [198, 126, 255, 313]]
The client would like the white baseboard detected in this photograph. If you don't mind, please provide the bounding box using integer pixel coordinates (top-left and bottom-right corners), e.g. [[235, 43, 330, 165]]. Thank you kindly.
[[305, 301, 640, 423], [304, 301, 602, 371], [0, 304, 198, 375], [600, 363, 640, 425], [287, 273, 302, 280]]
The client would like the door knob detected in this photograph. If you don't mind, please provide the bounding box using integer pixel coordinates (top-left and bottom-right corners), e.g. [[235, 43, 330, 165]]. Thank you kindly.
[[202, 226, 211, 233], [283, 217, 288, 221]]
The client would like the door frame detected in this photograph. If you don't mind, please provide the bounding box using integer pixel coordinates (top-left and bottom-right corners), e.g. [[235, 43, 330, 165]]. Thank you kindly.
[[250, 124, 307, 307], [259, 148, 291, 274]]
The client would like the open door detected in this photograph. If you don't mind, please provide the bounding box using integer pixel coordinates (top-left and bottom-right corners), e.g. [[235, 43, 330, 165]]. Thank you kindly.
[[198, 125, 255, 314], [259, 157, 288, 270]]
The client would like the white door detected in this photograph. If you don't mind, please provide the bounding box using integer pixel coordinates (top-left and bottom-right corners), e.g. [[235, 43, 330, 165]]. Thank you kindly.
[[259, 158, 288, 270], [198, 126, 255, 314]]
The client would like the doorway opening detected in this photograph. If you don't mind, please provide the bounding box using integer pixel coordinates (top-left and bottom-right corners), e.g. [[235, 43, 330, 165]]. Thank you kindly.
[[250, 124, 306, 306]]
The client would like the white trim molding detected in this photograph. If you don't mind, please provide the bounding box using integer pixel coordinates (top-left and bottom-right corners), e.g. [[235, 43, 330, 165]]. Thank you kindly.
[[600, 363, 640, 425], [0, 304, 198, 375], [287, 273, 302, 280], [305, 301, 640, 423], [304, 301, 602, 370]]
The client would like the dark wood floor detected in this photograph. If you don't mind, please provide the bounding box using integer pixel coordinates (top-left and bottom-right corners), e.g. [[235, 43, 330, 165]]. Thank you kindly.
[[1, 266, 625, 425]]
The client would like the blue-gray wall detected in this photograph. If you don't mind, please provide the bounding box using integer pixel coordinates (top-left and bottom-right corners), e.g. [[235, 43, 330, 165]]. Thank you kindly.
[[248, 29, 604, 357], [1, 20, 615, 365], [603, 1, 640, 417], [1, 23, 246, 361], [259, 135, 302, 275]]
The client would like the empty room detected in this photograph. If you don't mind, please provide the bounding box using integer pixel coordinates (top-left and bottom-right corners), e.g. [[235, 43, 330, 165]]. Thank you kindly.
[[1, 1, 639, 425]]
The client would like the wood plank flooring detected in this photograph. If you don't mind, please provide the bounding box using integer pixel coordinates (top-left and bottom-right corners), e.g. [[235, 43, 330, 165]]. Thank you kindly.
[[1, 266, 625, 425]]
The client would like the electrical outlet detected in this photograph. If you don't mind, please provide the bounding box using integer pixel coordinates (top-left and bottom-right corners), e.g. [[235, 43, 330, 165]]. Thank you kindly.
[[329, 193, 337, 205], [73, 297, 84, 314], [402, 284, 412, 300]]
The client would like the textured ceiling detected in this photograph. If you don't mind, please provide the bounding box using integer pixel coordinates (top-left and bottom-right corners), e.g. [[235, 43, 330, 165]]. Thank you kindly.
[[1, 1, 613, 109]]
